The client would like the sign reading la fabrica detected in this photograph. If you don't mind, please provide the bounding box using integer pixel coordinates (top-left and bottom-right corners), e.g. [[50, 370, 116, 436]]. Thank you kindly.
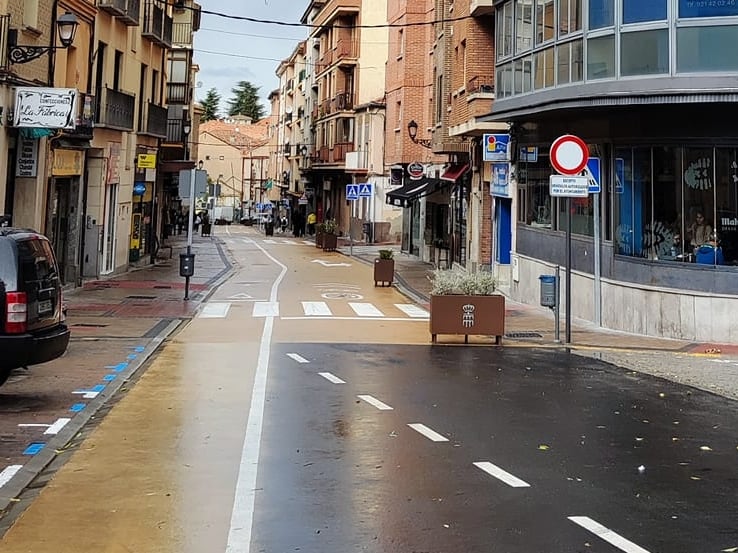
[[13, 88, 78, 130]]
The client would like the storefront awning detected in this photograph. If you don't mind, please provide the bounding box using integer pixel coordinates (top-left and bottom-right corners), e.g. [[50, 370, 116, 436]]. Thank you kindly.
[[441, 163, 469, 182], [386, 177, 444, 208]]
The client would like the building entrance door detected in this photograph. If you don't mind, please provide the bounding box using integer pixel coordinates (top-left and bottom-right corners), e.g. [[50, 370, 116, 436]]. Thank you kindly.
[[48, 178, 70, 283], [102, 183, 118, 274]]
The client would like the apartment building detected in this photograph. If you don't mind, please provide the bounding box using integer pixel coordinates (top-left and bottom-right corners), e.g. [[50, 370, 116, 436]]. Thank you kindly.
[[0, 0, 199, 282], [487, 0, 738, 343]]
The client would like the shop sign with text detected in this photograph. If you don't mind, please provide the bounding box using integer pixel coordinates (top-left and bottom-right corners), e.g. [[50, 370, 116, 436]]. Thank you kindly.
[[14, 88, 78, 129], [16, 137, 38, 177]]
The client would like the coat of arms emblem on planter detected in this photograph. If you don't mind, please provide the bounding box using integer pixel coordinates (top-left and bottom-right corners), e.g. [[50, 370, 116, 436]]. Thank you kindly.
[[462, 304, 475, 328]]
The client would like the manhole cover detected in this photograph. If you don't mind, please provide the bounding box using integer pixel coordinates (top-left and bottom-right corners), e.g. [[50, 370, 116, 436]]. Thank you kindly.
[[505, 332, 543, 339]]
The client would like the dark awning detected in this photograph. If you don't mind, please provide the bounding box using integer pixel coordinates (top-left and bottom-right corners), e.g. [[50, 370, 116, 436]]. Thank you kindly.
[[441, 163, 469, 182], [386, 177, 444, 208]]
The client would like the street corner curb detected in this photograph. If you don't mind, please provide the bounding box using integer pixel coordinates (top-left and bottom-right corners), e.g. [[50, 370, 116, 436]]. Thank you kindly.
[[0, 318, 182, 515]]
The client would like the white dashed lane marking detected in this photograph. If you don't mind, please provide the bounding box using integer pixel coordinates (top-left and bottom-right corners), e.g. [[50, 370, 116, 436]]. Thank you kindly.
[[318, 372, 345, 384], [568, 516, 651, 553], [394, 304, 430, 318], [407, 423, 449, 442], [348, 302, 384, 317], [357, 395, 393, 411], [301, 301, 332, 316], [286, 353, 309, 364], [252, 301, 279, 317], [0, 465, 22, 489], [473, 461, 530, 488]]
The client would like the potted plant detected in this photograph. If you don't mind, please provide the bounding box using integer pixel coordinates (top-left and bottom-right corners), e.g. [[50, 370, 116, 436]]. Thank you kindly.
[[322, 218, 338, 251], [315, 222, 325, 248], [374, 249, 395, 287], [429, 268, 504, 344]]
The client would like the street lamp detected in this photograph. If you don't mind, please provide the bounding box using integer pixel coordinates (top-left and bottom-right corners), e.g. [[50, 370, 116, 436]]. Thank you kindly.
[[407, 119, 433, 149], [182, 121, 191, 160], [8, 12, 79, 65]]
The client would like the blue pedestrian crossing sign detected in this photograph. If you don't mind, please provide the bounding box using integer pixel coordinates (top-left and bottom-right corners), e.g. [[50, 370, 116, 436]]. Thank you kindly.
[[346, 184, 359, 200], [358, 183, 373, 197], [583, 157, 601, 193]]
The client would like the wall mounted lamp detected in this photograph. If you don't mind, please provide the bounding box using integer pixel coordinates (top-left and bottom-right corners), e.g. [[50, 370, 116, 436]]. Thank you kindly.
[[407, 119, 433, 149], [8, 12, 79, 65]]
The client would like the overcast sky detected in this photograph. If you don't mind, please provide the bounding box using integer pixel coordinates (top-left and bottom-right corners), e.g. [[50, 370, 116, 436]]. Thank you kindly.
[[193, 0, 309, 117]]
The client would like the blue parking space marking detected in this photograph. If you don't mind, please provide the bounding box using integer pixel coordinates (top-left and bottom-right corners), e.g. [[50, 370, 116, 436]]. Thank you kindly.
[[91, 384, 106, 393], [126, 354, 137, 361], [105, 362, 128, 372], [133, 346, 145, 353], [70, 403, 86, 413], [103, 374, 117, 382], [23, 443, 45, 455]]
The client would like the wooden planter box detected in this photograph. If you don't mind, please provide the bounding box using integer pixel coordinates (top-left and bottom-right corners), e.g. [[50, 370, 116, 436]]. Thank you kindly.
[[430, 294, 505, 344], [315, 230, 324, 248], [373, 258, 394, 286], [322, 233, 338, 252]]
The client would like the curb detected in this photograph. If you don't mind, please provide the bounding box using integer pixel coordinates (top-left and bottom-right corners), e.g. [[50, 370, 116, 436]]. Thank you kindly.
[[0, 318, 182, 514]]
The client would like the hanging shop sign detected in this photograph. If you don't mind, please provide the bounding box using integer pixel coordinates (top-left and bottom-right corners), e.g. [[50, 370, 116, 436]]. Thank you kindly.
[[483, 134, 510, 162], [16, 137, 39, 177], [52, 149, 84, 176], [407, 162, 425, 180], [13, 88, 78, 129], [491, 163, 511, 198], [137, 153, 157, 169]]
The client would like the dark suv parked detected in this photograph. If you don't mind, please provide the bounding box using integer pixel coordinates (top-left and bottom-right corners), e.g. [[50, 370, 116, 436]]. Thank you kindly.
[[0, 229, 70, 386]]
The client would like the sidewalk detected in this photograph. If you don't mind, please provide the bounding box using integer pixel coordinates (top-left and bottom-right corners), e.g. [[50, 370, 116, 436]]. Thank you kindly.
[[335, 241, 738, 402]]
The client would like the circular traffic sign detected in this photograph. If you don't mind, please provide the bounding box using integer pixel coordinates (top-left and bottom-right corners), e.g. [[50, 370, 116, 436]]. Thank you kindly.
[[550, 135, 589, 175]]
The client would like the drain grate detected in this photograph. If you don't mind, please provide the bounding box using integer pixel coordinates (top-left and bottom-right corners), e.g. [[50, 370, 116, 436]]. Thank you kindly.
[[72, 323, 109, 328], [505, 331, 543, 339], [153, 285, 172, 289], [126, 295, 157, 300]]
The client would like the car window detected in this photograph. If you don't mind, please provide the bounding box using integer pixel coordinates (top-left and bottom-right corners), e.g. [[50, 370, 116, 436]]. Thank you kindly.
[[0, 240, 16, 288], [17, 239, 56, 285]]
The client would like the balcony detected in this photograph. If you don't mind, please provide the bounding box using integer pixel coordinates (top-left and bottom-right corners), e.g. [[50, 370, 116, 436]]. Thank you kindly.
[[171, 21, 194, 46], [142, 0, 173, 48], [165, 116, 187, 144], [141, 102, 167, 138], [319, 98, 331, 118], [95, 87, 135, 130], [286, 78, 294, 94], [470, 0, 494, 16], [335, 38, 357, 63], [468, 75, 495, 95], [68, 93, 95, 140], [98, 0, 140, 25], [333, 91, 354, 111], [315, 142, 354, 164], [167, 82, 189, 104]]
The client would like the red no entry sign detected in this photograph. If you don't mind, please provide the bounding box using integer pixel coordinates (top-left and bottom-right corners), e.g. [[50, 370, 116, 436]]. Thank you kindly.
[[550, 135, 589, 175]]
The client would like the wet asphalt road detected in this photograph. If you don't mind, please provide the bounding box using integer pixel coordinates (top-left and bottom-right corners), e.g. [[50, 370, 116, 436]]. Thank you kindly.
[[254, 344, 738, 553]]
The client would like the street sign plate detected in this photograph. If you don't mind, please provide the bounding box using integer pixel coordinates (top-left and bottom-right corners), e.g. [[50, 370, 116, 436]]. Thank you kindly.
[[346, 184, 359, 200], [550, 135, 589, 175], [584, 157, 601, 193], [550, 175, 589, 197], [358, 183, 373, 197]]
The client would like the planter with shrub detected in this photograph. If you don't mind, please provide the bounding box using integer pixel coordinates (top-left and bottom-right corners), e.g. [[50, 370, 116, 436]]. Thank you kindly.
[[374, 249, 395, 287]]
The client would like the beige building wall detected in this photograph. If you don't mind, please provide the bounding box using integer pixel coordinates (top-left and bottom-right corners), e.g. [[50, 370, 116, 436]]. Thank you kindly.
[[356, 0, 388, 106]]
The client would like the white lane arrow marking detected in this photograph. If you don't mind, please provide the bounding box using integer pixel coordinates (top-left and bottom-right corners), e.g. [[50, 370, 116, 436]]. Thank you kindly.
[[228, 292, 253, 300], [311, 259, 352, 267]]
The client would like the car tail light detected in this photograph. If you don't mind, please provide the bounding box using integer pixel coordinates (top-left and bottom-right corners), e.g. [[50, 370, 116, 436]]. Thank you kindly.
[[5, 292, 28, 334]]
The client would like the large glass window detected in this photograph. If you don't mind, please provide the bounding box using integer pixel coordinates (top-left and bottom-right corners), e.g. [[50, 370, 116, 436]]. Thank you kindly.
[[684, 147, 715, 251], [516, 0, 534, 53], [715, 148, 738, 266], [535, 0, 555, 45], [497, 2, 514, 60], [679, 0, 738, 18], [559, 0, 582, 37], [514, 56, 533, 94], [587, 35, 615, 79], [621, 29, 669, 76], [518, 148, 555, 230], [622, 0, 667, 24], [589, 0, 614, 29], [650, 147, 682, 259], [614, 147, 651, 257], [557, 39, 583, 84], [534, 47, 555, 89], [677, 26, 738, 73]]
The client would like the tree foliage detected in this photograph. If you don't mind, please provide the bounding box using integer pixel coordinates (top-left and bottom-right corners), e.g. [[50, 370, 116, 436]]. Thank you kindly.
[[227, 81, 265, 121], [200, 88, 221, 122]]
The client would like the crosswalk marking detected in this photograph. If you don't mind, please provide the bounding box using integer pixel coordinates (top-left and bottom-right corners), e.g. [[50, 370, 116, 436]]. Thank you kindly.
[[473, 461, 530, 488], [199, 302, 232, 318], [302, 301, 332, 316], [302, 240, 313, 245], [252, 301, 279, 317], [286, 353, 310, 363], [408, 423, 449, 442], [395, 304, 430, 318], [319, 372, 345, 384], [348, 302, 384, 317], [357, 395, 393, 411]]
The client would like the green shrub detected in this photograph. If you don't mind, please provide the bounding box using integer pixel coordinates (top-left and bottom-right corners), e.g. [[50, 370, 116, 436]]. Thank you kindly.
[[378, 249, 394, 260], [430, 268, 496, 296]]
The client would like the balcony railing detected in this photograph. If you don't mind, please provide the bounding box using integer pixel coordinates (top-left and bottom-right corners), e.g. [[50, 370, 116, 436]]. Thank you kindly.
[[467, 75, 495, 94], [315, 142, 354, 163], [286, 78, 294, 93], [95, 87, 135, 130], [142, 101, 167, 138], [171, 21, 194, 46], [98, 0, 140, 25], [166, 117, 186, 144], [142, 0, 172, 48], [68, 92, 95, 140], [333, 91, 354, 111], [98, 0, 126, 16], [335, 38, 357, 62], [319, 98, 331, 117], [167, 82, 189, 104]]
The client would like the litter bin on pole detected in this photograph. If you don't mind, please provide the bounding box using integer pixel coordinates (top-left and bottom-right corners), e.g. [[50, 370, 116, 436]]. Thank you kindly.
[[265, 220, 274, 236], [539, 275, 557, 307]]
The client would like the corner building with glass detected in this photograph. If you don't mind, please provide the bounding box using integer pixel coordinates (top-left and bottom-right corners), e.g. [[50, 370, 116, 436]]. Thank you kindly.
[[488, 0, 738, 343]]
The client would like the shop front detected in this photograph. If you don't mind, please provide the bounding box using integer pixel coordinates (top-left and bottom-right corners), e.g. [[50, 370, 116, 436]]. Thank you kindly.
[[129, 151, 157, 263]]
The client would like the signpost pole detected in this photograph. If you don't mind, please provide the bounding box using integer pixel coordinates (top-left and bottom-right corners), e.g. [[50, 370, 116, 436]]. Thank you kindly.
[[594, 192, 601, 327], [566, 198, 572, 344], [185, 167, 195, 300]]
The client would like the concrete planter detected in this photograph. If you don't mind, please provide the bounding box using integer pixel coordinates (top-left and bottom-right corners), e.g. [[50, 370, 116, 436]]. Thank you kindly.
[[322, 233, 338, 252], [430, 294, 505, 344], [373, 258, 394, 287], [315, 230, 324, 248]]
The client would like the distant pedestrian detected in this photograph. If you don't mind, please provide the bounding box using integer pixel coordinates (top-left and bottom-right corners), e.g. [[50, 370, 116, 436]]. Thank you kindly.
[[307, 211, 316, 235]]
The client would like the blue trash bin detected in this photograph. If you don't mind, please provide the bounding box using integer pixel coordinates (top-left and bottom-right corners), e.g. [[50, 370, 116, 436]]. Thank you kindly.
[[539, 275, 557, 307]]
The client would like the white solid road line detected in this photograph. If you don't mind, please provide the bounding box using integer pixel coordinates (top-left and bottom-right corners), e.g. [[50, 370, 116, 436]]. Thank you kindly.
[[263, 239, 277, 244], [44, 417, 72, 435], [318, 372, 346, 384], [348, 302, 384, 317], [473, 461, 530, 488], [394, 304, 430, 318], [407, 423, 449, 442], [0, 465, 22, 489], [302, 301, 332, 316], [199, 302, 232, 319], [252, 301, 279, 317], [281, 316, 429, 322], [568, 516, 651, 553], [286, 353, 310, 364], [357, 394, 393, 410]]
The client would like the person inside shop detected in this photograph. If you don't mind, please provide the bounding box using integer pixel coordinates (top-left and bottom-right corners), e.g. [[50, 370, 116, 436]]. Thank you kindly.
[[695, 233, 724, 265], [688, 211, 713, 253]]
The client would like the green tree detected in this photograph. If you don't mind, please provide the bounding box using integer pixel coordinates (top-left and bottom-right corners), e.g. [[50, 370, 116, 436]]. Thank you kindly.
[[227, 80, 265, 121], [200, 88, 221, 121]]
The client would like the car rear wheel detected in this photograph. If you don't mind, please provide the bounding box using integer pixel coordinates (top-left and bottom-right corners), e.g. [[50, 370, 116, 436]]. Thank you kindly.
[[0, 367, 12, 387]]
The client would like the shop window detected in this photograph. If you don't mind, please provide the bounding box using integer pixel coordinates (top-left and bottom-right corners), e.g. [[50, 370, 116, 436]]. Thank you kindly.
[[677, 26, 738, 73], [621, 29, 669, 76], [516, 0, 534, 53], [683, 147, 715, 254], [589, 0, 613, 29], [650, 147, 682, 259], [679, 0, 738, 18], [614, 147, 651, 258], [622, 0, 666, 24], [715, 149, 738, 265], [534, 47, 555, 89], [535, 0, 555, 45], [518, 148, 555, 230], [559, 0, 582, 37], [586, 35, 615, 80]]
